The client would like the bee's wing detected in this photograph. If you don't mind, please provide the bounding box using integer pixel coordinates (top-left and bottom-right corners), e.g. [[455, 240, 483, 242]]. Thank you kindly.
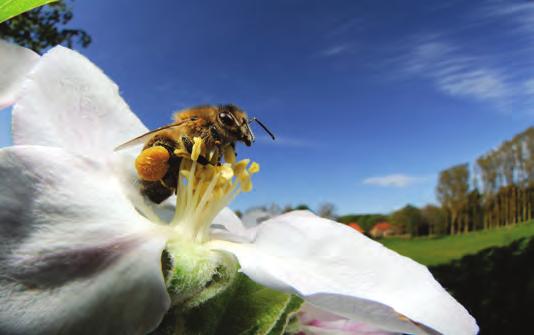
[[114, 122, 187, 151]]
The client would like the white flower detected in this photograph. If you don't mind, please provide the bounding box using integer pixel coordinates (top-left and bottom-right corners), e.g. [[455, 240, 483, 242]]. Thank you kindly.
[[0, 40, 478, 335]]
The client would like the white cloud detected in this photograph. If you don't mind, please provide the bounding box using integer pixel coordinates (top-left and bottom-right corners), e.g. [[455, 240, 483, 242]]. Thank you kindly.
[[481, 1, 534, 34], [438, 69, 508, 100], [400, 37, 510, 103], [387, 0, 534, 116], [524, 79, 534, 95], [363, 174, 427, 188]]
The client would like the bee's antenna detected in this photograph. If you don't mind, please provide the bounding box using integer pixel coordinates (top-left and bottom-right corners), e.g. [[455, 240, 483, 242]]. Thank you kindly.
[[250, 117, 275, 140]]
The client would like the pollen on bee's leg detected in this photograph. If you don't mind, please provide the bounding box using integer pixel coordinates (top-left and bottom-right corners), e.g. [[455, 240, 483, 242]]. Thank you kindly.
[[135, 146, 170, 181]]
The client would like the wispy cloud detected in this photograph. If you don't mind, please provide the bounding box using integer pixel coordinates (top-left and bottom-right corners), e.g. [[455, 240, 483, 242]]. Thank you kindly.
[[363, 174, 429, 188], [400, 37, 509, 102], [320, 44, 351, 57], [480, 1, 534, 34], [384, 1, 534, 116], [390, 31, 534, 115], [524, 79, 534, 95]]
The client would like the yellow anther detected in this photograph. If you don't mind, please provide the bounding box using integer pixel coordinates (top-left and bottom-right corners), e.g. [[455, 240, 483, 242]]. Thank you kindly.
[[237, 169, 250, 182], [241, 178, 253, 192], [219, 164, 234, 180], [191, 137, 203, 161], [223, 145, 236, 164], [233, 159, 250, 175], [249, 162, 260, 174]]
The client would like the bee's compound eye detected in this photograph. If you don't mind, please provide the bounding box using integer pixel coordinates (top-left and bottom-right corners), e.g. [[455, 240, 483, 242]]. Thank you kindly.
[[219, 112, 234, 126]]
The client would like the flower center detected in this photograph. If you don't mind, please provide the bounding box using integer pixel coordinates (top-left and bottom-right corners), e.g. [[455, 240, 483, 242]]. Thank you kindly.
[[168, 137, 259, 243]]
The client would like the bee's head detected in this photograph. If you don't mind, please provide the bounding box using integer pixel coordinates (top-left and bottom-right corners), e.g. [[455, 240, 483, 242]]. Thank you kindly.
[[217, 104, 255, 146]]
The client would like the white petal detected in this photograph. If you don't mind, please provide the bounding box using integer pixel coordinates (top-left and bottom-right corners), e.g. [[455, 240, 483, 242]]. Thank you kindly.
[[0, 146, 170, 334], [209, 211, 478, 335], [12, 45, 148, 158], [0, 40, 39, 109], [210, 207, 255, 242]]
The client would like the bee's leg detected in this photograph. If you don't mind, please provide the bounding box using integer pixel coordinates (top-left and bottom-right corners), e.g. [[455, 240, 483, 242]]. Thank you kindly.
[[138, 135, 180, 203], [181, 136, 211, 165], [140, 152, 183, 203], [231, 142, 237, 157], [141, 180, 174, 204], [210, 125, 222, 144]]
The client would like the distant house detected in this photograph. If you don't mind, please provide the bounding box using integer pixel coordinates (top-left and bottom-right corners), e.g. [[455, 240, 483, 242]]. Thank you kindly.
[[347, 222, 364, 233], [369, 222, 396, 238]]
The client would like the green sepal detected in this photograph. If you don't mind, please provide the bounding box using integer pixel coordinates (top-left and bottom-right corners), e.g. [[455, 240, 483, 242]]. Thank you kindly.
[[152, 240, 303, 335], [151, 240, 240, 335], [216, 274, 304, 335], [151, 274, 239, 335], [164, 239, 239, 309]]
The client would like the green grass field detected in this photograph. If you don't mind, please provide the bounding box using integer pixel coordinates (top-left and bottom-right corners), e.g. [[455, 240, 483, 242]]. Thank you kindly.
[[380, 221, 534, 266]]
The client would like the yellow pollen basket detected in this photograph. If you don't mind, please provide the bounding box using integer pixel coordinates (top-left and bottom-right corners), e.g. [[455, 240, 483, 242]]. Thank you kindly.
[[171, 137, 259, 243]]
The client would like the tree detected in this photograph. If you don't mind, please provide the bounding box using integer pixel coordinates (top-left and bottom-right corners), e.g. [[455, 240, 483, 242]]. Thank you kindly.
[[437, 163, 470, 234], [475, 127, 534, 228], [0, 0, 91, 53], [465, 189, 483, 231], [294, 204, 311, 211], [390, 205, 427, 236], [317, 202, 336, 220], [421, 204, 447, 236]]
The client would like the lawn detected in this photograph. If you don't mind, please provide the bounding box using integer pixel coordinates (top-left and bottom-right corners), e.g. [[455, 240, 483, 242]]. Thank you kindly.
[[380, 221, 534, 266]]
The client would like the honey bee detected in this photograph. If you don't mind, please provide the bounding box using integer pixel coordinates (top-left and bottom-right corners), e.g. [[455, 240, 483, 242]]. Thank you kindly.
[[115, 104, 275, 203]]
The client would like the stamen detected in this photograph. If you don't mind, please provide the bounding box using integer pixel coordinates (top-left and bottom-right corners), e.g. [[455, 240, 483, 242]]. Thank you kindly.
[[169, 139, 259, 243], [249, 162, 260, 174], [191, 137, 203, 161]]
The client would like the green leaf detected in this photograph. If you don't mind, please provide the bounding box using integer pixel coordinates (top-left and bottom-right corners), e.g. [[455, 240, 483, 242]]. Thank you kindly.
[[216, 274, 304, 335], [0, 0, 57, 24]]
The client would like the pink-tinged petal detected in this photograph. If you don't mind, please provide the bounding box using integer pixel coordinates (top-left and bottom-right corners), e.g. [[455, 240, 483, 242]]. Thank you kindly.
[[12, 45, 148, 158], [0, 146, 170, 334], [0, 40, 39, 109], [299, 303, 400, 335], [209, 211, 478, 335]]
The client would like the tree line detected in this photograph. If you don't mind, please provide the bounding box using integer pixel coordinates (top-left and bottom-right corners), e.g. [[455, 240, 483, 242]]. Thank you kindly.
[[390, 127, 534, 236]]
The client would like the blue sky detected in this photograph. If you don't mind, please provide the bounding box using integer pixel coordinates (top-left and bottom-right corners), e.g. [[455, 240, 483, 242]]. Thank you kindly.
[[1, 0, 533, 215]]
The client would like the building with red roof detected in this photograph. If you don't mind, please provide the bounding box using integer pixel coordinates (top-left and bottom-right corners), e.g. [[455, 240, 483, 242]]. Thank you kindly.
[[347, 222, 364, 233], [369, 222, 397, 238]]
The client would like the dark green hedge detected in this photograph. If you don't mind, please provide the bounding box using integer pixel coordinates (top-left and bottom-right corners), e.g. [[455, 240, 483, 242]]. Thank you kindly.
[[430, 237, 534, 334]]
